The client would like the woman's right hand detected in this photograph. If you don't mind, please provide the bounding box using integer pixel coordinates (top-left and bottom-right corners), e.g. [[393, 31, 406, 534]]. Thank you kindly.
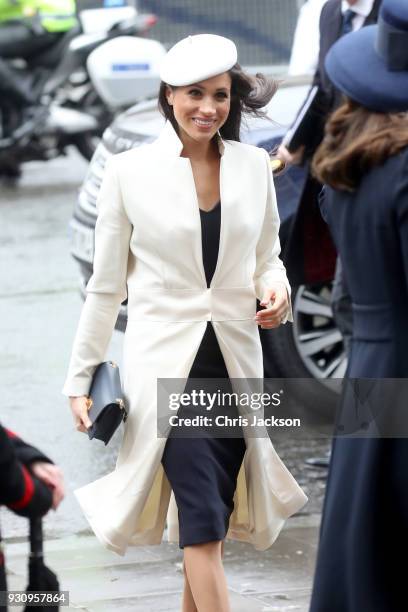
[[277, 143, 305, 166], [69, 396, 93, 433]]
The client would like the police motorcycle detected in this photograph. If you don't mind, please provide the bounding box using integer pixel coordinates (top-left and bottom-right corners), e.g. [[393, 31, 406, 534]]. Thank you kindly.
[[0, 0, 166, 176]]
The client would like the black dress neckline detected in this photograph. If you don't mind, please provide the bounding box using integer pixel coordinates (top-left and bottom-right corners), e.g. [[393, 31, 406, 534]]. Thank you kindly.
[[199, 201, 221, 214], [199, 200, 220, 287]]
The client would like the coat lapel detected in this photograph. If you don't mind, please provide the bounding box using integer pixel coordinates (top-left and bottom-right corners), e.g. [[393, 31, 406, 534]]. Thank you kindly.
[[154, 121, 228, 289]]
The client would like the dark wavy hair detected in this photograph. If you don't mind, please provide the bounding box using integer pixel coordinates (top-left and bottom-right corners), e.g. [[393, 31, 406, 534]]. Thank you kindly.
[[158, 63, 277, 142], [312, 98, 408, 191]]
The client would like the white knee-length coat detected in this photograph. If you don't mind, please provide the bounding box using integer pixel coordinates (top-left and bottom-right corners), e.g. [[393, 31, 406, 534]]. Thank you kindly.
[[62, 120, 308, 556]]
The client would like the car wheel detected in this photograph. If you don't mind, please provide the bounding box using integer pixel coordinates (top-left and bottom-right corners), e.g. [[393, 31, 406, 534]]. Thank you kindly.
[[265, 283, 347, 417]]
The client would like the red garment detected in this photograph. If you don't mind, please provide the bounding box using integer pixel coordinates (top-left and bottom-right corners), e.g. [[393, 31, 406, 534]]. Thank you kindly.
[[0, 424, 54, 608]]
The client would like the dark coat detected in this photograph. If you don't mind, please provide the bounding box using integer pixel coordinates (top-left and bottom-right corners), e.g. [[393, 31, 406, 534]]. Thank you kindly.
[[0, 425, 53, 608], [310, 149, 408, 611]]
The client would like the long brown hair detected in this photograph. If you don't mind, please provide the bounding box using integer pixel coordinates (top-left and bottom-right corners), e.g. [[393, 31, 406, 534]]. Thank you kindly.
[[158, 63, 277, 142], [312, 98, 408, 191]]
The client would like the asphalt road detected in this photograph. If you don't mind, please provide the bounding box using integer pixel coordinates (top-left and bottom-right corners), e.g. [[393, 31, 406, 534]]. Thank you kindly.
[[0, 151, 329, 542]]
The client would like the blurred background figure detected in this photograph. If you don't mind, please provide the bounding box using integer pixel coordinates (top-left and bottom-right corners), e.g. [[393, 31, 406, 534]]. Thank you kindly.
[[0, 0, 78, 142], [288, 0, 328, 76], [279, 0, 380, 349], [281, 0, 380, 472], [309, 0, 408, 608], [0, 423, 64, 605], [282, 0, 380, 164], [0, 0, 77, 58]]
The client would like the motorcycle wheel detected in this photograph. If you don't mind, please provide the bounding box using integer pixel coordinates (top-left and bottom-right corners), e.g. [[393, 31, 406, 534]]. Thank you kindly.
[[72, 88, 114, 161], [73, 133, 101, 161]]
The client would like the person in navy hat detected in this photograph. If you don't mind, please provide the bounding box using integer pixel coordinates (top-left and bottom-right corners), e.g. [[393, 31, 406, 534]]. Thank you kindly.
[[309, 0, 408, 609]]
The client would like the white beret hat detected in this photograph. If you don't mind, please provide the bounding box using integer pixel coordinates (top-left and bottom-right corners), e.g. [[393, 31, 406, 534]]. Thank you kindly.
[[160, 33, 238, 86]]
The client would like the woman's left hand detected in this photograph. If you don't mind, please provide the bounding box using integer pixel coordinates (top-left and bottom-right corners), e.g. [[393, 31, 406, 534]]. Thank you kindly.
[[254, 283, 290, 329]]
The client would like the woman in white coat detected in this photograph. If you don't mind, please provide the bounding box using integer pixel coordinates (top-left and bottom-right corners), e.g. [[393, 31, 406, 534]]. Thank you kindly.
[[63, 34, 307, 612]]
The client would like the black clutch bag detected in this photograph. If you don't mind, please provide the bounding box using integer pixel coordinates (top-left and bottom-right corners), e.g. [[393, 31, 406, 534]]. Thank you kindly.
[[86, 361, 128, 445]]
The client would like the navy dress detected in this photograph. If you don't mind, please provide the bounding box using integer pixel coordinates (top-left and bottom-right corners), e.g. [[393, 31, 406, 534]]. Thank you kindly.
[[310, 149, 408, 611], [161, 202, 247, 549]]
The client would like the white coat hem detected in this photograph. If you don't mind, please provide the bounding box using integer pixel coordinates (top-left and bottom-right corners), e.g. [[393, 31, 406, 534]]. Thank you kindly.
[[74, 487, 127, 557]]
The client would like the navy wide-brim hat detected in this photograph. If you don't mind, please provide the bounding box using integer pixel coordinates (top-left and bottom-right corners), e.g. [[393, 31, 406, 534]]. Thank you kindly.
[[325, 0, 408, 112]]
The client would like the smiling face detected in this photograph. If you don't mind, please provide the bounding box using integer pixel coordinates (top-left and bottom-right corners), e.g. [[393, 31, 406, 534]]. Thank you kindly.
[[165, 72, 232, 145]]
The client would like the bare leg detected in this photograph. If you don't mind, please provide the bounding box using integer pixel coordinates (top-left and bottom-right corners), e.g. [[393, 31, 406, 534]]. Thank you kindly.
[[182, 557, 198, 612], [182, 539, 225, 611], [183, 540, 230, 612], [181, 539, 226, 611]]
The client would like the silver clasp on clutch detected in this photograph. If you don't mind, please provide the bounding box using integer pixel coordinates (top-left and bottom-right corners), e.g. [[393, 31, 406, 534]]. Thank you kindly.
[[109, 362, 127, 421], [116, 397, 128, 422]]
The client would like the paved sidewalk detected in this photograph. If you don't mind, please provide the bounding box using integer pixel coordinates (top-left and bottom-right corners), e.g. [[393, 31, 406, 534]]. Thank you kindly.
[[4, 515, 319, 612]]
